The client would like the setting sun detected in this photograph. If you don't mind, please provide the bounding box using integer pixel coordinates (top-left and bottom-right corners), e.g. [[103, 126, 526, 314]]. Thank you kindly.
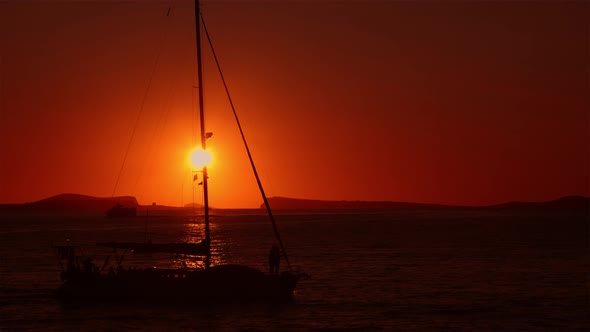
[[190, 148, 212, 168]]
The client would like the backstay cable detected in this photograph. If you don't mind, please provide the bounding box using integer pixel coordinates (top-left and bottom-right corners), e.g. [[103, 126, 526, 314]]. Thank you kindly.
[[200, 14, 292, 271]]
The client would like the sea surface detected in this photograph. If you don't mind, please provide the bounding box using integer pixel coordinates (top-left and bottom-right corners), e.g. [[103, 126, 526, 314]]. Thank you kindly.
[[1, 208, 588, 331]]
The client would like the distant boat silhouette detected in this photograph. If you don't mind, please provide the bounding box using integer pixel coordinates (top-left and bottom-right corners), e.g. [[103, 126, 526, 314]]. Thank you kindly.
[[54, 0, 300, 301], [105, 203, 136, 218]]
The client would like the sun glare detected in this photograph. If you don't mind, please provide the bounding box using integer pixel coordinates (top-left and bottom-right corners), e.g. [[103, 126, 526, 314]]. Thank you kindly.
[[190, 148, 212, 168]]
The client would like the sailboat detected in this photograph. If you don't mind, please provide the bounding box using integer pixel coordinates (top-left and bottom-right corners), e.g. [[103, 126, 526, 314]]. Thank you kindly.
[[53, 0, 300, 301]]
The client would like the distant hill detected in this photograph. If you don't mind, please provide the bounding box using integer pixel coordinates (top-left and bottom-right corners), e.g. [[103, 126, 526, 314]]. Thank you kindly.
[[263, 196, 589, 211], [0, 194, 138, 212], [487, 195, 590, 211], [263, 197, 455, 210], [2, 193, 587, 213], [184, 203, 204, 209]]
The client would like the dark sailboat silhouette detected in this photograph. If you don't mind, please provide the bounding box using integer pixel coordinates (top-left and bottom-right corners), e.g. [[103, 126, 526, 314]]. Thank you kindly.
[[54, 0, 300, 301]]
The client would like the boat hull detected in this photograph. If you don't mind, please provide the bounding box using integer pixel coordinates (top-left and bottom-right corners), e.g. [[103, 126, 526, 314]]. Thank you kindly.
[[96, 241, 209, 255], [57, 264, 298, 302]]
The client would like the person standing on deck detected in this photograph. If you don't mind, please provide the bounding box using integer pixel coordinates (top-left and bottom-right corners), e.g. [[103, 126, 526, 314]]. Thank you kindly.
[[269, 245, 280, 274]]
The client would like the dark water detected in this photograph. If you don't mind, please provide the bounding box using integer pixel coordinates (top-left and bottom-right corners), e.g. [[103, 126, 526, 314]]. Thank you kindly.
[[1, 209, 588, 331]]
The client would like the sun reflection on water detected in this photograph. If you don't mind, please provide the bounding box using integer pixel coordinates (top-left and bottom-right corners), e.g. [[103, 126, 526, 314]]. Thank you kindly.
[[170, 215, 231, 268]]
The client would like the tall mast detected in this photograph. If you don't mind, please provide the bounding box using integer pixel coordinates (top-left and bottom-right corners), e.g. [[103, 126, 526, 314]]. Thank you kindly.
[[194, 0, 210, 269]]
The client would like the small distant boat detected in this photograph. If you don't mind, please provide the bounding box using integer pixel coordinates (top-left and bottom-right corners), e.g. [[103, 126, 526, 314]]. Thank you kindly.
[[105, 203, 136, 218]]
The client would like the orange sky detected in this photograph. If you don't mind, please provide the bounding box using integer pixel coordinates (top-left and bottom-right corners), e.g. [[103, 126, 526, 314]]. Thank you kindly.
[[1, 1, 588, 208]]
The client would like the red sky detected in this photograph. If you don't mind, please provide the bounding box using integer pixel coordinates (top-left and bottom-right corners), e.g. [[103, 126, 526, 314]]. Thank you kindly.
[[1, 1, 588, 208]]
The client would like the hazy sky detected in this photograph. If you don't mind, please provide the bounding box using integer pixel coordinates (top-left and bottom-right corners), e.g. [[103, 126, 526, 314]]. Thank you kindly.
[[1, 1, 588, 208]]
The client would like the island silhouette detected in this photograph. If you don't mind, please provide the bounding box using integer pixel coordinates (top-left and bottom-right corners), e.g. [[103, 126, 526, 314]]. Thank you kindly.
[[0, 193, 587, 213], [263, 196, 589, 211]]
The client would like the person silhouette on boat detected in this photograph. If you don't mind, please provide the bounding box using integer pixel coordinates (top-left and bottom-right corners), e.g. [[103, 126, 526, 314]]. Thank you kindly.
[[269, 245, 280, 274]]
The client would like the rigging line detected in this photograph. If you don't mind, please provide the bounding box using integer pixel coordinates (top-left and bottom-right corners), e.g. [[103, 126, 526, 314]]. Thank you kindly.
[[191, 14, 196, 148], [111, 7, 170, 198], [132, 77, 175, 197], [132, 61, 176, 196], [133, 0, 178, 197], [200, 14, 292, 271]]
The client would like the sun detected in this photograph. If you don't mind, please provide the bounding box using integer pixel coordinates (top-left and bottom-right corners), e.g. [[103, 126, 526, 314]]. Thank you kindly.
[[190, 148, 212, 168]]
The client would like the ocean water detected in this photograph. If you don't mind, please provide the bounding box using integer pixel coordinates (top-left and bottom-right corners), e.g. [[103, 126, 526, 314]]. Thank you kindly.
[[0, 209, 588, 331]]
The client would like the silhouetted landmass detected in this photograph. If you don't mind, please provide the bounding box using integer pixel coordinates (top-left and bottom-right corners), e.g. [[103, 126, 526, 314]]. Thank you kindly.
[[1, 193, 587, 213], [263, 197, 454, 210], [184, 203, 204, 209], [0, 194, 207, 215], [264, 196, 589, 211], [0, 194, 139, 212], [486, 195, 590, 211]]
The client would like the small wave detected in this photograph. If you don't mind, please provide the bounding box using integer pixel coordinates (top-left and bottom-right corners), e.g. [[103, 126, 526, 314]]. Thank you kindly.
[[308, 326, 384, 332], [0, 287, 56, 301]]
